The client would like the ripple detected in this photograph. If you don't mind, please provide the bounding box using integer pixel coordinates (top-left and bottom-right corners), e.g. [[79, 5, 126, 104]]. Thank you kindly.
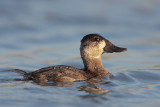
[[113, 72, 137, 84], [128, 70, 160, 83]]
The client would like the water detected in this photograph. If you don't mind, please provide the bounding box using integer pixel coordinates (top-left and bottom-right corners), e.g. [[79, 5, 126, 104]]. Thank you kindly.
[[0, 0, 160, 107]]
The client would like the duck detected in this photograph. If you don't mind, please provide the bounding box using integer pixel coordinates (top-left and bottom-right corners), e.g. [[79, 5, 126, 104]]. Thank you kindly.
[[12, 34, 127, 83]]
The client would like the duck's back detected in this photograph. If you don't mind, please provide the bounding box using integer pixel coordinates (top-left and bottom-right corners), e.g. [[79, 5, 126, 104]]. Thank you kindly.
[[27, 65, 87, 82]]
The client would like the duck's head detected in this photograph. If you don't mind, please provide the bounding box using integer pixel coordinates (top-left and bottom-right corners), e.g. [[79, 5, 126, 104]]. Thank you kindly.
[[80, 34, 127, 58]]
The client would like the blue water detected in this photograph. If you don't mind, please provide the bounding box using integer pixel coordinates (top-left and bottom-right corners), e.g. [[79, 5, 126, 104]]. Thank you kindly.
[[0, 0, 160, 107]]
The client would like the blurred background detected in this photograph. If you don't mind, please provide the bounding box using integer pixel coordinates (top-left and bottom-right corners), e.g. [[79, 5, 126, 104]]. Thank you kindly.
[[0, 0, 160, 107]]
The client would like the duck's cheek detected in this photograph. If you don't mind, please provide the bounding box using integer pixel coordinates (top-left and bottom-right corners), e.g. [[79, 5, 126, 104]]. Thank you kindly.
[[97, 40, 106, 53], [98, 40, 106, 49]]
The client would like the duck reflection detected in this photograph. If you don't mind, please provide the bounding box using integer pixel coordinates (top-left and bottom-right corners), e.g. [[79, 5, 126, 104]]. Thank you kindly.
[[33, 79, 111, 94], [78, 80, 111, 102], [33, 77, 111, 94], [77, 77, 111, 93], [78, 83, 110, 94]]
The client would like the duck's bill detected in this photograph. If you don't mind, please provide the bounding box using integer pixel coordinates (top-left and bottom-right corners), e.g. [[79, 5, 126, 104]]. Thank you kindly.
[[103, 40, 127, 53]]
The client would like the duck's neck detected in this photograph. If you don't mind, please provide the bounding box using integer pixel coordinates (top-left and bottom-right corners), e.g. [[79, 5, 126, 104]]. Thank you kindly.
[[81, 54, 108, 77]]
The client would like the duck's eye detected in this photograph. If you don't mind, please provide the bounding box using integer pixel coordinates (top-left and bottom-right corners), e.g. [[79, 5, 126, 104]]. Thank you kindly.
[[94, 38, 100, 41]]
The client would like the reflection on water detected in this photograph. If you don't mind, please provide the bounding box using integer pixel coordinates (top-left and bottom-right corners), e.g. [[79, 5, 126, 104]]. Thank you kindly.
[[0, 0, 160, 107], [78, 83, 110, 94]]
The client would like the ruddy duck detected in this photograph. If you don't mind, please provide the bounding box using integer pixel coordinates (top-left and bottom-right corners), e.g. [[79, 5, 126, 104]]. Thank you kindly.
[[12, 34, 127, 83]]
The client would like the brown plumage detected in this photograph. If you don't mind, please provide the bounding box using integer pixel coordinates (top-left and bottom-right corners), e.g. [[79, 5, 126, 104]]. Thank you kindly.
[[11, 34, 127, 83]]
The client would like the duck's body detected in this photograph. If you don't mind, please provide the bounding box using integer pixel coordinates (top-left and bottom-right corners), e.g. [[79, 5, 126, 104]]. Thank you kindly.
[[12, 34, 127, 83], [27, 65, 87, 82]]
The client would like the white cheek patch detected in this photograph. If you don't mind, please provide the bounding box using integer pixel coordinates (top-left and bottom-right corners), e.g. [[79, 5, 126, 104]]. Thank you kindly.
[[98, 40, 106, 49], [82, 40, 106, 58], [83, 45, 91, 54]]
